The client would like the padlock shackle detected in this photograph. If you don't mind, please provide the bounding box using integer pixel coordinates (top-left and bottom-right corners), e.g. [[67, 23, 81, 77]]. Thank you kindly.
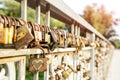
[[0, 15, 4, 23], [1, 15, 8, 27]]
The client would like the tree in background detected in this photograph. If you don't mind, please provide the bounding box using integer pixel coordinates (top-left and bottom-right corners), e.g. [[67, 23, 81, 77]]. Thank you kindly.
[[82, 4, 113, 34]]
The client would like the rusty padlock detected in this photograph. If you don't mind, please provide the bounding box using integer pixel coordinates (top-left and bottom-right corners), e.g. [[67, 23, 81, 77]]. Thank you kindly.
[[85, 57, 91, 63], [14, 19, 34, 49], [76, 64, 81, 71], [48, 27, 58, 51], [27, 22, 42, 48], [29, 47, 48, 72]]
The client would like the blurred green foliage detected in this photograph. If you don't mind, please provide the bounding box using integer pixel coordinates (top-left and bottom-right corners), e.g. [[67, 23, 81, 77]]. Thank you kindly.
[[0, 0, 65, 29]]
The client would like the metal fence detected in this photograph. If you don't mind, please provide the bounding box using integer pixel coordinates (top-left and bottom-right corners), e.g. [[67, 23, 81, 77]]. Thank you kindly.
[[0, 0, 114, 80]]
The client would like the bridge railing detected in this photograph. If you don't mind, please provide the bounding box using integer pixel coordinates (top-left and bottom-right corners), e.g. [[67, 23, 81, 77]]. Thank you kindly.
[[0, 0, 114, 80]]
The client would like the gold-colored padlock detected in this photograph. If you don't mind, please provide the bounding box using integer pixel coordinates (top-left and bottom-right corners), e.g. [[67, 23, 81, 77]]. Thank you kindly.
[[66, 33, 72, 47], [2, 16, 9, 44], [62, 70, 70, 79], [58, 30, 65, 48], [0, 15, 4, 44], [55, 73, 60, 80], [83, 71, 90, 79], [8, 17, 14, 44], [68, 65, 76, 73]]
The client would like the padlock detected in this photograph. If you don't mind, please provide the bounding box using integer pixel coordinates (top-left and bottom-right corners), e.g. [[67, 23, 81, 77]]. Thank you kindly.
[[66, 32, 72, 47], [55, 73, 61, 80], [14, 19, 34, 49], [1, 15, 9, 45], [52, 29, 59, 43], [85, 57, 91, 63], [6, 17, 14, 44], [76, 64, 81, 71], [83, 71, 90, 79], [83, 71, 90, 78], [79, 37, 85, 49], [43, 26, 50, 44], [71, 34, 76, 47], [40, 26, 49, 49], [29, 46, 48, 72], [57, 65, 64, 70], [12, 18, 17, 43], [0, 16, 16, 48], [0, 15, 4, 44], [27, 22, 42, 48], [84, 38, 90, 47], [62, 70, 70, 79], [58, 30, 65, 48], [40, 26, 58, 51], [48, 27, 58, 51], [95, 60, 99, 68], [67, 65, 76, 73], [76, 36, 80, 47]]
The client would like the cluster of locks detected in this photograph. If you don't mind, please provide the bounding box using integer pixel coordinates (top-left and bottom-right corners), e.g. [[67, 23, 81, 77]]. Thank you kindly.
[[47, 53, 91, 80], [0, 15, 94, 50], [1, 15, 112, 80]]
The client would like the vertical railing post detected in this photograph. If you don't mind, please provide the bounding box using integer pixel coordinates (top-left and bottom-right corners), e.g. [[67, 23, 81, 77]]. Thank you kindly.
[[34, 0, 41, 80], [6, 62, 16, 80], [21, 0, 27, 21], [90, 33, 95, 80], [36, 0, 41, 24], [70, 22, 74, 80], [18, 56, 26, 80], [20, 1, 27, 80], [77, 26, 80, 80], [44, 3, 50, 80], [71, 22, 74, 34], [75, 24, 78, 35], [77, 26, 80, 36], [45, 3, 50, 26], [73, 23, 77, 80], [86, 32, 96, 80]]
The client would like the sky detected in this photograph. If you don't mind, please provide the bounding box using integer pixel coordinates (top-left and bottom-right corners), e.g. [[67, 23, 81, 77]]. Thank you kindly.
[[63, 0, 120, 37], [63, 0, 120, 18]]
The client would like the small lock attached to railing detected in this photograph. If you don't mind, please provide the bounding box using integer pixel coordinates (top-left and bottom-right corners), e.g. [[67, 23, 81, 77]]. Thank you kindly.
[[76, 63, 81, 71], [14, 19, 34, 49], [40, 26, 58, 51], [29, 47, 48, 72]]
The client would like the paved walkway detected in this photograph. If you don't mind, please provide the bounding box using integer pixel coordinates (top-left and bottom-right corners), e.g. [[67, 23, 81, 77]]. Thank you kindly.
[[106, 49, 120, 80]]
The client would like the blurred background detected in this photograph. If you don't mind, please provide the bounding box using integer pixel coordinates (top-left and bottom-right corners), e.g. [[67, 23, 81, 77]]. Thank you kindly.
[[63, 0, 120, 48]]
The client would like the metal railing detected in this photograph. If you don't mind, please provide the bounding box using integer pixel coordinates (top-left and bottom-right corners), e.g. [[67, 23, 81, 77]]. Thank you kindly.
[[0, 0, 114, 80]]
